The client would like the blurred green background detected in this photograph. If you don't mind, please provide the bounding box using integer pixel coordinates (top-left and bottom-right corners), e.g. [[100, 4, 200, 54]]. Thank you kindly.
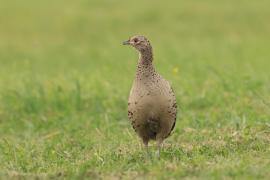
[[0, 0, 269, 179]]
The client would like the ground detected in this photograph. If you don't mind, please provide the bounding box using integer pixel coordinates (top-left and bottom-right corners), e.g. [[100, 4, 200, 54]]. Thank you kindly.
[[0, 0, 269, 179]]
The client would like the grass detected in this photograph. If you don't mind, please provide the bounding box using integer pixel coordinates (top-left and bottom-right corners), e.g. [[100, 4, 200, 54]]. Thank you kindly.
[[0, 0, 270, 179]]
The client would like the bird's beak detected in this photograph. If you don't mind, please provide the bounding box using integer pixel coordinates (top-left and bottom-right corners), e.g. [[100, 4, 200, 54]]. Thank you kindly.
[[122, 40, 130, 45]]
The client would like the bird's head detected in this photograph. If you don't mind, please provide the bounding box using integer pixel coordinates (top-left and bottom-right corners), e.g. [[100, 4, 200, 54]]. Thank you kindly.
[[123, 35, 152, 52]]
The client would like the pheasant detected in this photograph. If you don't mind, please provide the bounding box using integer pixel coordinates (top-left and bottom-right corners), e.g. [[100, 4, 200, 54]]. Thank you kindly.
[[123, 35, 177, 158]]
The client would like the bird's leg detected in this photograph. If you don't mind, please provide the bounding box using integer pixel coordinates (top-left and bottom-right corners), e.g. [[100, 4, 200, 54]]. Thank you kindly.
[[156, 139, 163, 159], [143, 139, 150, 158]]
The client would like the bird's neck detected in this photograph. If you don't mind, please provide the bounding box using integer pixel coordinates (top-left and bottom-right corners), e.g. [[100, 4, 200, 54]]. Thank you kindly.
[[139, 46, 153, 64], [136, 47, 155, 80]]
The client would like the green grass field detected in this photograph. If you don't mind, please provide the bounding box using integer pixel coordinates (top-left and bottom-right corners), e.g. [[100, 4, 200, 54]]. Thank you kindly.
[[0, 0, 270, 179]]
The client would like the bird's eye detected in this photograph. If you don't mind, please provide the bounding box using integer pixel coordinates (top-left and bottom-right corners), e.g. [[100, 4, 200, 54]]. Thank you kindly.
[[133, 38, 138, 43]]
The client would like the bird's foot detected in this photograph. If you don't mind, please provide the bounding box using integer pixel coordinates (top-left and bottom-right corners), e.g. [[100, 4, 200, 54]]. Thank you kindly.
[[145, 151, 152, 160], [155, 150, 160, 160]]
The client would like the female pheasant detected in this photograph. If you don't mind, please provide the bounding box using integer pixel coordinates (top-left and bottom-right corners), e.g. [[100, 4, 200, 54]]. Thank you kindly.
[[123, 35, 177, 158]]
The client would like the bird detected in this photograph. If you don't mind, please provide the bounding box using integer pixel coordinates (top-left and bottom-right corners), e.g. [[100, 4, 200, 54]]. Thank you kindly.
[[123, 35, 177, 158]]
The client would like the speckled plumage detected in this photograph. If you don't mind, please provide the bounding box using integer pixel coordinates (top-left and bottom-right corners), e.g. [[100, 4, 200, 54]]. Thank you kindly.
[[123, 35, 177, 158]]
